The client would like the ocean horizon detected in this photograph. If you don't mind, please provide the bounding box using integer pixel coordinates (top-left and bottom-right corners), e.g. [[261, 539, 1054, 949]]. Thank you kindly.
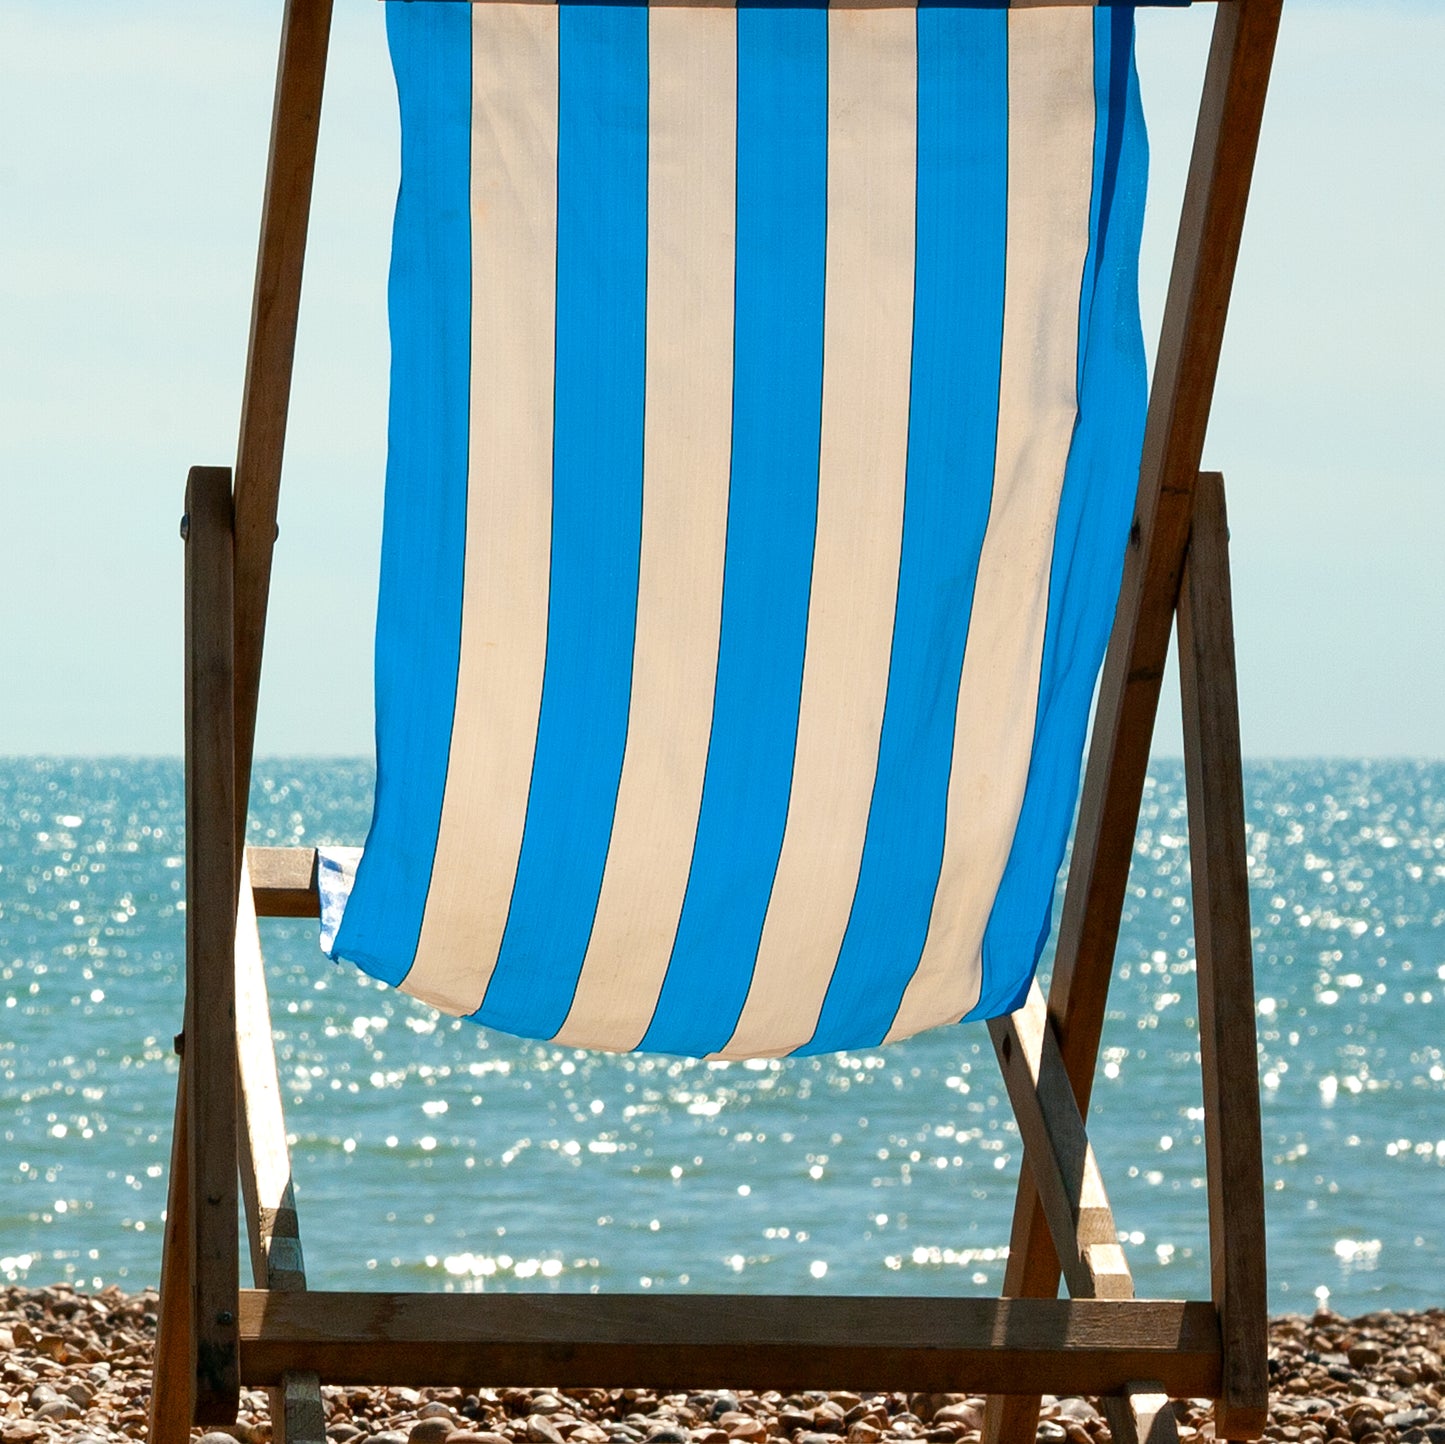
[[1, 755, 1440, 1313]]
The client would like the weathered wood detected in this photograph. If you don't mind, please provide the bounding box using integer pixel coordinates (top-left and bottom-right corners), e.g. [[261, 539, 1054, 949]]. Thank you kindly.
[[238, 1293, 1222, 1398], [275, 1371, 326, 1444], [184, 465, 241, 1422], [248, 845, 320, 917], [1178, 474, 1268, 1441], [237, 856, 308, 1293], [989, 985, 1133, 1303], [237, 853, 326, 1435], [148, 1061, 194, 1444], [233, 0, 334, 858], [1104, 1384, 1179, 1444]]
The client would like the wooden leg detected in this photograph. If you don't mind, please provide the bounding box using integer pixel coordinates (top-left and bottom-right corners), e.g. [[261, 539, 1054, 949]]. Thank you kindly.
[[981, 1175, 1062, 1444], [148, 1060, 194, 1444], [184, 464, 241, 1422], [1104, 1384, 1177, 1444], [275, 1372, 326, 1444], [1178, 474, 1268, 1441]]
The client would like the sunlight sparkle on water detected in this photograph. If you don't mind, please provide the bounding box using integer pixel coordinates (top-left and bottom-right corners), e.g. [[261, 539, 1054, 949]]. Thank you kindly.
[[2, 758, 1442, 1307]]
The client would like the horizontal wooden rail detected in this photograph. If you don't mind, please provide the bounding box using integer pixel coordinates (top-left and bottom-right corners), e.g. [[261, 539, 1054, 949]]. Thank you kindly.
[[249, 846, 320, 917], [240, 1292, 1222, 1397]]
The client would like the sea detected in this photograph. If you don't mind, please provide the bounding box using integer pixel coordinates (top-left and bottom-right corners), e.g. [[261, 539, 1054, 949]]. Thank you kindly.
[[0, 757, 1440, 1315]]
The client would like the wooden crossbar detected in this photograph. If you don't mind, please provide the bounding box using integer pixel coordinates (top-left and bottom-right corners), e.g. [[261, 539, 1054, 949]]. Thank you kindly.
[[249, 845, 320, 916], [990, 987, 1132, 1304], [238, 1293, 1223, 1399]]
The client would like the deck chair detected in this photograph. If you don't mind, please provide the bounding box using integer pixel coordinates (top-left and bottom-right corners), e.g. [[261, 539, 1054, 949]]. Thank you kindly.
[[150, 1, 1280, 1442]]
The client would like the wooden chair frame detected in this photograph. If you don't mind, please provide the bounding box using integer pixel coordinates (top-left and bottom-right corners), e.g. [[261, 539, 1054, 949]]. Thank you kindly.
[[148, 2, 1281, 1441]]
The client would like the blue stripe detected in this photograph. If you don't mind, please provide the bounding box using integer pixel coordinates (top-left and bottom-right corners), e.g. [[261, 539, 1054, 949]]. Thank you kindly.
[[799, 6, 1009, 1055], [474, 3, 649, 1038], [332, 3, 471, 985], [638, 6, 829, 1056], [972, 6, 1148, 1021]]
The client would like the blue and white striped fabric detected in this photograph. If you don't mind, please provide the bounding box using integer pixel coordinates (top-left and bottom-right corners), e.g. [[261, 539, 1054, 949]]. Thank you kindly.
[[329, 0, 1149, 1058]]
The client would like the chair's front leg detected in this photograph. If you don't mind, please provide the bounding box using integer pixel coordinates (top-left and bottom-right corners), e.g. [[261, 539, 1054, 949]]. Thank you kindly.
[[183, 464, 242, 1422]]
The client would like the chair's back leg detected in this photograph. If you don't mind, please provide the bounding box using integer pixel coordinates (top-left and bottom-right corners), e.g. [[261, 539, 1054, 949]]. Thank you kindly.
[[233, 0, 334, 854], [1178, 474, 1268, 1442], [228, 0, 333, 1419]]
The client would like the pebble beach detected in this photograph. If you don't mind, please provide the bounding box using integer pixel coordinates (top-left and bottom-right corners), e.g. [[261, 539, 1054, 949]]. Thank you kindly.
[[3, 1287, 1444, 1444]]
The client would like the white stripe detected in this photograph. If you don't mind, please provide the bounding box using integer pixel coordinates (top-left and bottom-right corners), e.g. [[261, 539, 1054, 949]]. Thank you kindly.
[[552, 6, 738, 1051], [403, 3, 559, 1014], [885, 7, 1096, 1043], [718, 7, 917, 1061]]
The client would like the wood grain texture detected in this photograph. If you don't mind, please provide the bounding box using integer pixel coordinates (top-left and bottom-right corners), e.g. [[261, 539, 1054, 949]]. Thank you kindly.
[[983, 6, 1280, 1441], [237, 854, 308, 1296], [148, 1063, 194, 1443], [237, 852, 326, 1434], [1178, 474, 1268, 1441], [988, 985, 1132, 1302], [249, 846, 320, 917], [1105, 1384, 1178, 1444], [184, 465, 241, 1422], [276, 1371, 326, 1444], [233, 0, 334, 856], [238, 1293, 1222, 1398]]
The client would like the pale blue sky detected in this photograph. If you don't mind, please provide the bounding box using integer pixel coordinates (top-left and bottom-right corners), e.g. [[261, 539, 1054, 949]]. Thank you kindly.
[[1, 1, 1441, 757]]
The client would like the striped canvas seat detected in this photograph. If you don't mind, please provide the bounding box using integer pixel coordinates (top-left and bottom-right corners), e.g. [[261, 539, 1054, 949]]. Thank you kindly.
[[328, 0, 1149, 1059]]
